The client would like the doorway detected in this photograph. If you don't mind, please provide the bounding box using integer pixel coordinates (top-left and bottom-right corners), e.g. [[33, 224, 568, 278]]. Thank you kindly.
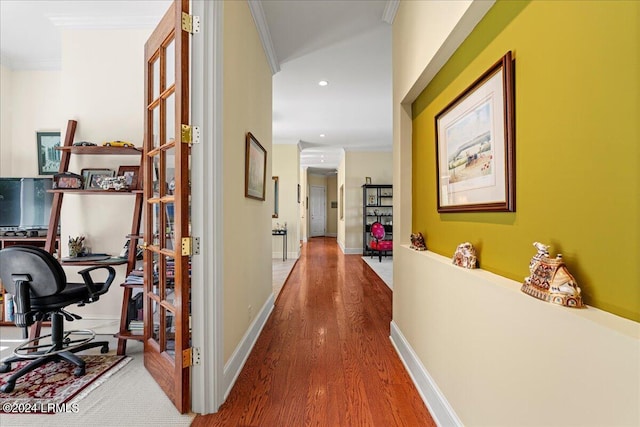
[[309, 185, 326, 237]]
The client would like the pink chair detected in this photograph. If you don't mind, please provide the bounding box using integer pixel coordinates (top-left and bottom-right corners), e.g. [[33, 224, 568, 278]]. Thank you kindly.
[[369, 221, 393, 262]]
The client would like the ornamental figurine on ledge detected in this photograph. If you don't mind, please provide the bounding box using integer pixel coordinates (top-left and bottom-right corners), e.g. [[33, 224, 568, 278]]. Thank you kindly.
[[521, 242, 584, 308], [452, 242, 477, 269], [410, 232, 426, 251]]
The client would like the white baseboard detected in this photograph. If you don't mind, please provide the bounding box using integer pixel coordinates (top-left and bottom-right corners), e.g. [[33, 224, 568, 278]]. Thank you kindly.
[[326, 233, 337, 237], [223, 293, 275, 398], [390, 321, 462, 427], [337, 240, 362, 255]]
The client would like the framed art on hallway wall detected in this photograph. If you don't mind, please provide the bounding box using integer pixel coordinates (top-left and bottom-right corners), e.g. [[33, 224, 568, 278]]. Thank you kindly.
[[435, 51, 515, 213], [245, 132, 267, 201]]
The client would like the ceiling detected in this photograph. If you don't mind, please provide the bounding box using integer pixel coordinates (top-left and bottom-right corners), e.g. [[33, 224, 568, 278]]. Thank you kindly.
[[0, 0, 395, 171]]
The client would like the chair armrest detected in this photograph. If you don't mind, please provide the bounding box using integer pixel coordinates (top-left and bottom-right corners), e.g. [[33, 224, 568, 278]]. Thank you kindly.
[[77, 265, 116, 301]]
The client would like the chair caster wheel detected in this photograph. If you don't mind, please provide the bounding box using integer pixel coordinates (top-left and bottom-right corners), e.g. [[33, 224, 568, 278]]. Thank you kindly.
[[74, 367, 85, 376], [0, 363, 11, 373], [1, 381, 15, 393], [100, 344, 109, 354]]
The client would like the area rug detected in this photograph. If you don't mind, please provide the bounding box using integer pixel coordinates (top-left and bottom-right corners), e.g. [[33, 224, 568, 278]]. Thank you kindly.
[[0, 355, 131, 414]]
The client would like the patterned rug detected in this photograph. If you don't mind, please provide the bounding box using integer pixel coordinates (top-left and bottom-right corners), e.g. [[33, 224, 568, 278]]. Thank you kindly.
[[0, 355, 131, 414]]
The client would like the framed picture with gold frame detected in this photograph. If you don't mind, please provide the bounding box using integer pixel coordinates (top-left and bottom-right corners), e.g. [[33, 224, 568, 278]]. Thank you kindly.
[[245, 132, 267, 201]]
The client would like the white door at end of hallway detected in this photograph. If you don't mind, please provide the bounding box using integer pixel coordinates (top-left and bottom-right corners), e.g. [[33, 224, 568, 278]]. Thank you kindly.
[[309, 186, 325, 237]]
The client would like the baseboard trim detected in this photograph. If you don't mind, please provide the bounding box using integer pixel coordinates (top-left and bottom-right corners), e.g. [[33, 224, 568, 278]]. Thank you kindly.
[[389, 321, 462, 427], [223, 293, 275, 398], [343, 247, 363, 255]]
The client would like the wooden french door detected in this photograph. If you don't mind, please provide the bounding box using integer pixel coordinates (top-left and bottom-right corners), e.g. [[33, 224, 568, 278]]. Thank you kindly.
[[142, 0, 191, 413]]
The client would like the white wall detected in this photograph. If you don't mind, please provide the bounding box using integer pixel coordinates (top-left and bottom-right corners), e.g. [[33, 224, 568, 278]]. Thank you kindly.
[[342, 150, 392, 254], [391, 1, 639, 426], [0, 68, 62, 177], [272, 144, 300, 259], [393, 247, 640, 426], [0, 65, 13, 176], [58, 28, 151, 318], [221, 0, 273, 364]]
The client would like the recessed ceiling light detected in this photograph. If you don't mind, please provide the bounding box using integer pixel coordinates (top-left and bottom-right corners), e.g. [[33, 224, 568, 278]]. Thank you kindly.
[[318, 80, 328, 87], [320, 134, 325, 138]]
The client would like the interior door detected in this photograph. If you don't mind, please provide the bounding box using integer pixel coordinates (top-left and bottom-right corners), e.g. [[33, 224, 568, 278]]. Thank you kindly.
[[142, 0, 191, 413], [309, 185, 326, 237]]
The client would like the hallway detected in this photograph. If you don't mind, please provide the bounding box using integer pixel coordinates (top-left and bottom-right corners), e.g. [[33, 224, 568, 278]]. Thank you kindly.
[[193, 237, 435, 426]]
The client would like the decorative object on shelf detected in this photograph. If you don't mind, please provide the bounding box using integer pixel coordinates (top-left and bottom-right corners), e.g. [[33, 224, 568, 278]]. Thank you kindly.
[[72, 141, 96, 146], [68, 235, 85, 258], [117, 165, 140, 190], [368, 194, 376, 205], [410, 232, 426, 251], [53, 172, 83, 189], [435, 51, 515, 213], [102, 140, 134, 148], [521, 242, 583, 308], [365, 177, 371, 185], [85, 169, 115, 190], [245, 132, 267, 201], [452, 242, 477, 268], [37, 131, 62, 175], [100, 176, 127, 191]]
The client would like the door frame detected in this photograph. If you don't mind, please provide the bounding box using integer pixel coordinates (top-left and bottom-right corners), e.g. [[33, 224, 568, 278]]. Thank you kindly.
[[189, 0, 225, 414], [309, 185, 326, 237]]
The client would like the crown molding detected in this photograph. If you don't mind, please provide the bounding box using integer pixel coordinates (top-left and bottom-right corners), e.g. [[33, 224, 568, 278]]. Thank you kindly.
[[247, 0, 280, 75], [382, 0, 400, 24]]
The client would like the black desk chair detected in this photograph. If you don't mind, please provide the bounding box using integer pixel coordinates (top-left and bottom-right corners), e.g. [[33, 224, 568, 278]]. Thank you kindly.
[[0, 246, 115, 393]]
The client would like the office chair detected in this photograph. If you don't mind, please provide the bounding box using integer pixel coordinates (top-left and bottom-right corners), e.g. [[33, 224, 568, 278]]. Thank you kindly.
[[369, 221, 393, 262], [0, 245, 116, 393]]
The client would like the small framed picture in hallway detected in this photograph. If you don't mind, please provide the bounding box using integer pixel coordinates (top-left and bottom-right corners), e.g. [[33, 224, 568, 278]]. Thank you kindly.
[[245, 132, 267, 201]]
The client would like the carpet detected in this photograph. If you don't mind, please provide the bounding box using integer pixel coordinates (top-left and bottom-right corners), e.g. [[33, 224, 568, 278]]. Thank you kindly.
[[362, 256, 393, 289], [0, 355, 131, 414]]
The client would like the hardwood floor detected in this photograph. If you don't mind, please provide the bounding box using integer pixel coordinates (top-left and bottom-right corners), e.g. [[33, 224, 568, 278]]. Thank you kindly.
[[192, 237, 435, 426]]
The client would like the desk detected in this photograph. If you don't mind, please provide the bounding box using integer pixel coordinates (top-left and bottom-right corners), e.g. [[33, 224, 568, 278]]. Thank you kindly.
[[272, 229, 287, 261]]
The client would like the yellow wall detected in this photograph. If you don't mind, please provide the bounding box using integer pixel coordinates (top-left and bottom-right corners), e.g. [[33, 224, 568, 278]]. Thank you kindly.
[[343, 151, 392, 253], [272, 144, 300, 259], [222, 0, 273, 363], [412, 0, 639, 321], [326, 174, 338, 236]]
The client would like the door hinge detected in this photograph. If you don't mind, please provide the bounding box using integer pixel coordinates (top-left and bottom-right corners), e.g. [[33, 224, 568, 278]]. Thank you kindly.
[[181, 12, 200, 34], [182, 347, 201, 368], [181, 236, 200, 256], [181, 124, 201, 145]]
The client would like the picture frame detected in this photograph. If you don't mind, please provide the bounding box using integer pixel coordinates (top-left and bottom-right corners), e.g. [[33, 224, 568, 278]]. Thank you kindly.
[[81, 168, 113, 189], [297, 184, 301, 204], [86, 169, 115, 190], [435, 51, 515, 213], [118, 165, 141, 190], [36, 131, 61, 175], [365, 177, 372, 185], [245, 132, 267, 201], [272, 176, 279, 218]]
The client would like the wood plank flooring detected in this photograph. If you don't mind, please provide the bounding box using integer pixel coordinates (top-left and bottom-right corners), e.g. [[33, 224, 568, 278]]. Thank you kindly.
[[192, 237, 435, 426]]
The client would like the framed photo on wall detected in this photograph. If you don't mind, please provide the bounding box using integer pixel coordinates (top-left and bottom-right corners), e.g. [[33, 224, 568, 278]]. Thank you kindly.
[[36, 131, 61, 175], [435, 51, 515, 213], [245, 132, 267, 201]]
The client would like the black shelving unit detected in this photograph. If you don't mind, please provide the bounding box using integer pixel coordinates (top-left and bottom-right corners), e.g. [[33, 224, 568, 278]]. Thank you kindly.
[[362, 184, 393, 256]]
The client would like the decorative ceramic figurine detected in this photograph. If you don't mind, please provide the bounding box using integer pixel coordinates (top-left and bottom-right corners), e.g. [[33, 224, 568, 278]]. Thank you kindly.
[[452, 242, 477, 269], [521, 242, 583, 308], [410, 232, 426, 251], [68, 235, 85, 258]]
